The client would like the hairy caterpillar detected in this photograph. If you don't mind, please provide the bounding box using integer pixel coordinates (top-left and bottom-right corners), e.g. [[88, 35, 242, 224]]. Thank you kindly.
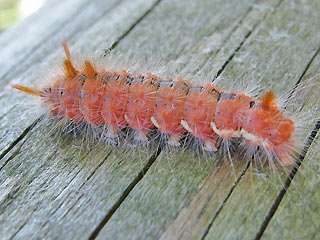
[[12, 42, 300, 167]]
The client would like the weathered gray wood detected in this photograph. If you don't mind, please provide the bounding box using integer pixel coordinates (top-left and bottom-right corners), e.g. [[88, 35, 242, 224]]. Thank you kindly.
[[0, 0, 319, 239], [262, 139, 320, 240], [0, 126, 156, 239]]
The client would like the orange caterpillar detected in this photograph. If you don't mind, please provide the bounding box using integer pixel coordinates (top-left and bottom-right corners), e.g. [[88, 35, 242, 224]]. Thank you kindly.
[[12, 43, 295, 167]]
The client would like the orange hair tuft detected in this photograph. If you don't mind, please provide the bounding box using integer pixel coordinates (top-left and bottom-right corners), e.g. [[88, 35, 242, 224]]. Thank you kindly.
[[63, 59, 77, 78], [84, 60, 96, 78], [62, 42, 77, 77], [11, 84, 41, 96], [261, 91, 276, 111]]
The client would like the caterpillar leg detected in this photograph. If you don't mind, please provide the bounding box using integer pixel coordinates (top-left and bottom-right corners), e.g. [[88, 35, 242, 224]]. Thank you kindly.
[[273, 140, 295, 167], [167, 134, 181, 147], [181, 120, 218, 152], [203, 139, 218, 152], [134, 130, 149, 142], [276, 154, 293, 167], [151, 117, 182, 146], [106, 126, 118, 138]]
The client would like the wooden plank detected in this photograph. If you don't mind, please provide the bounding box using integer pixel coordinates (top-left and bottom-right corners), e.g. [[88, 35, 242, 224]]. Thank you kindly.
[[262, 139, 320, 240], [0, 125, 156, 239]]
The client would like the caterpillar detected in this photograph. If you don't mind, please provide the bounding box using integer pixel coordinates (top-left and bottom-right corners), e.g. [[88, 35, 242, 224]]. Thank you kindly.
[[12, 42, 298, 167]]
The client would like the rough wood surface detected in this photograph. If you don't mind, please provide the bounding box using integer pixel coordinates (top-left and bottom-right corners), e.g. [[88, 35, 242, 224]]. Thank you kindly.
[[0, 0, 319, 239]]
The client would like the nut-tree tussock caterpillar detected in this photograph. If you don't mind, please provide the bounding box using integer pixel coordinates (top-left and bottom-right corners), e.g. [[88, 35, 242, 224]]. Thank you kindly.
[[12, 42, 317, 167]]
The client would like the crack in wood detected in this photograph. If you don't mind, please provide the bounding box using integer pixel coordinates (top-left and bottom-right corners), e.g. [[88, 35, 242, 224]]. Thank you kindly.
[[193, 0, 261, 76], [8, 220, 28, 240], [7, 150, 102, 239], [253, 43, 320, 240], [0, 118, 40, 169], [50, 151, 90, 202], [254, 117, 320, 240], [201, 160, 251, 240], [285, 45, 320, 105], [103, 0, 163, 55], [213, 0, 285, 81], [88, 145, 162, 240]]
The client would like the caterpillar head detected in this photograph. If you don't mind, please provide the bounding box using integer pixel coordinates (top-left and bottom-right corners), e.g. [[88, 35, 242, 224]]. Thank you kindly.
[[238, 92, 295, 166]]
